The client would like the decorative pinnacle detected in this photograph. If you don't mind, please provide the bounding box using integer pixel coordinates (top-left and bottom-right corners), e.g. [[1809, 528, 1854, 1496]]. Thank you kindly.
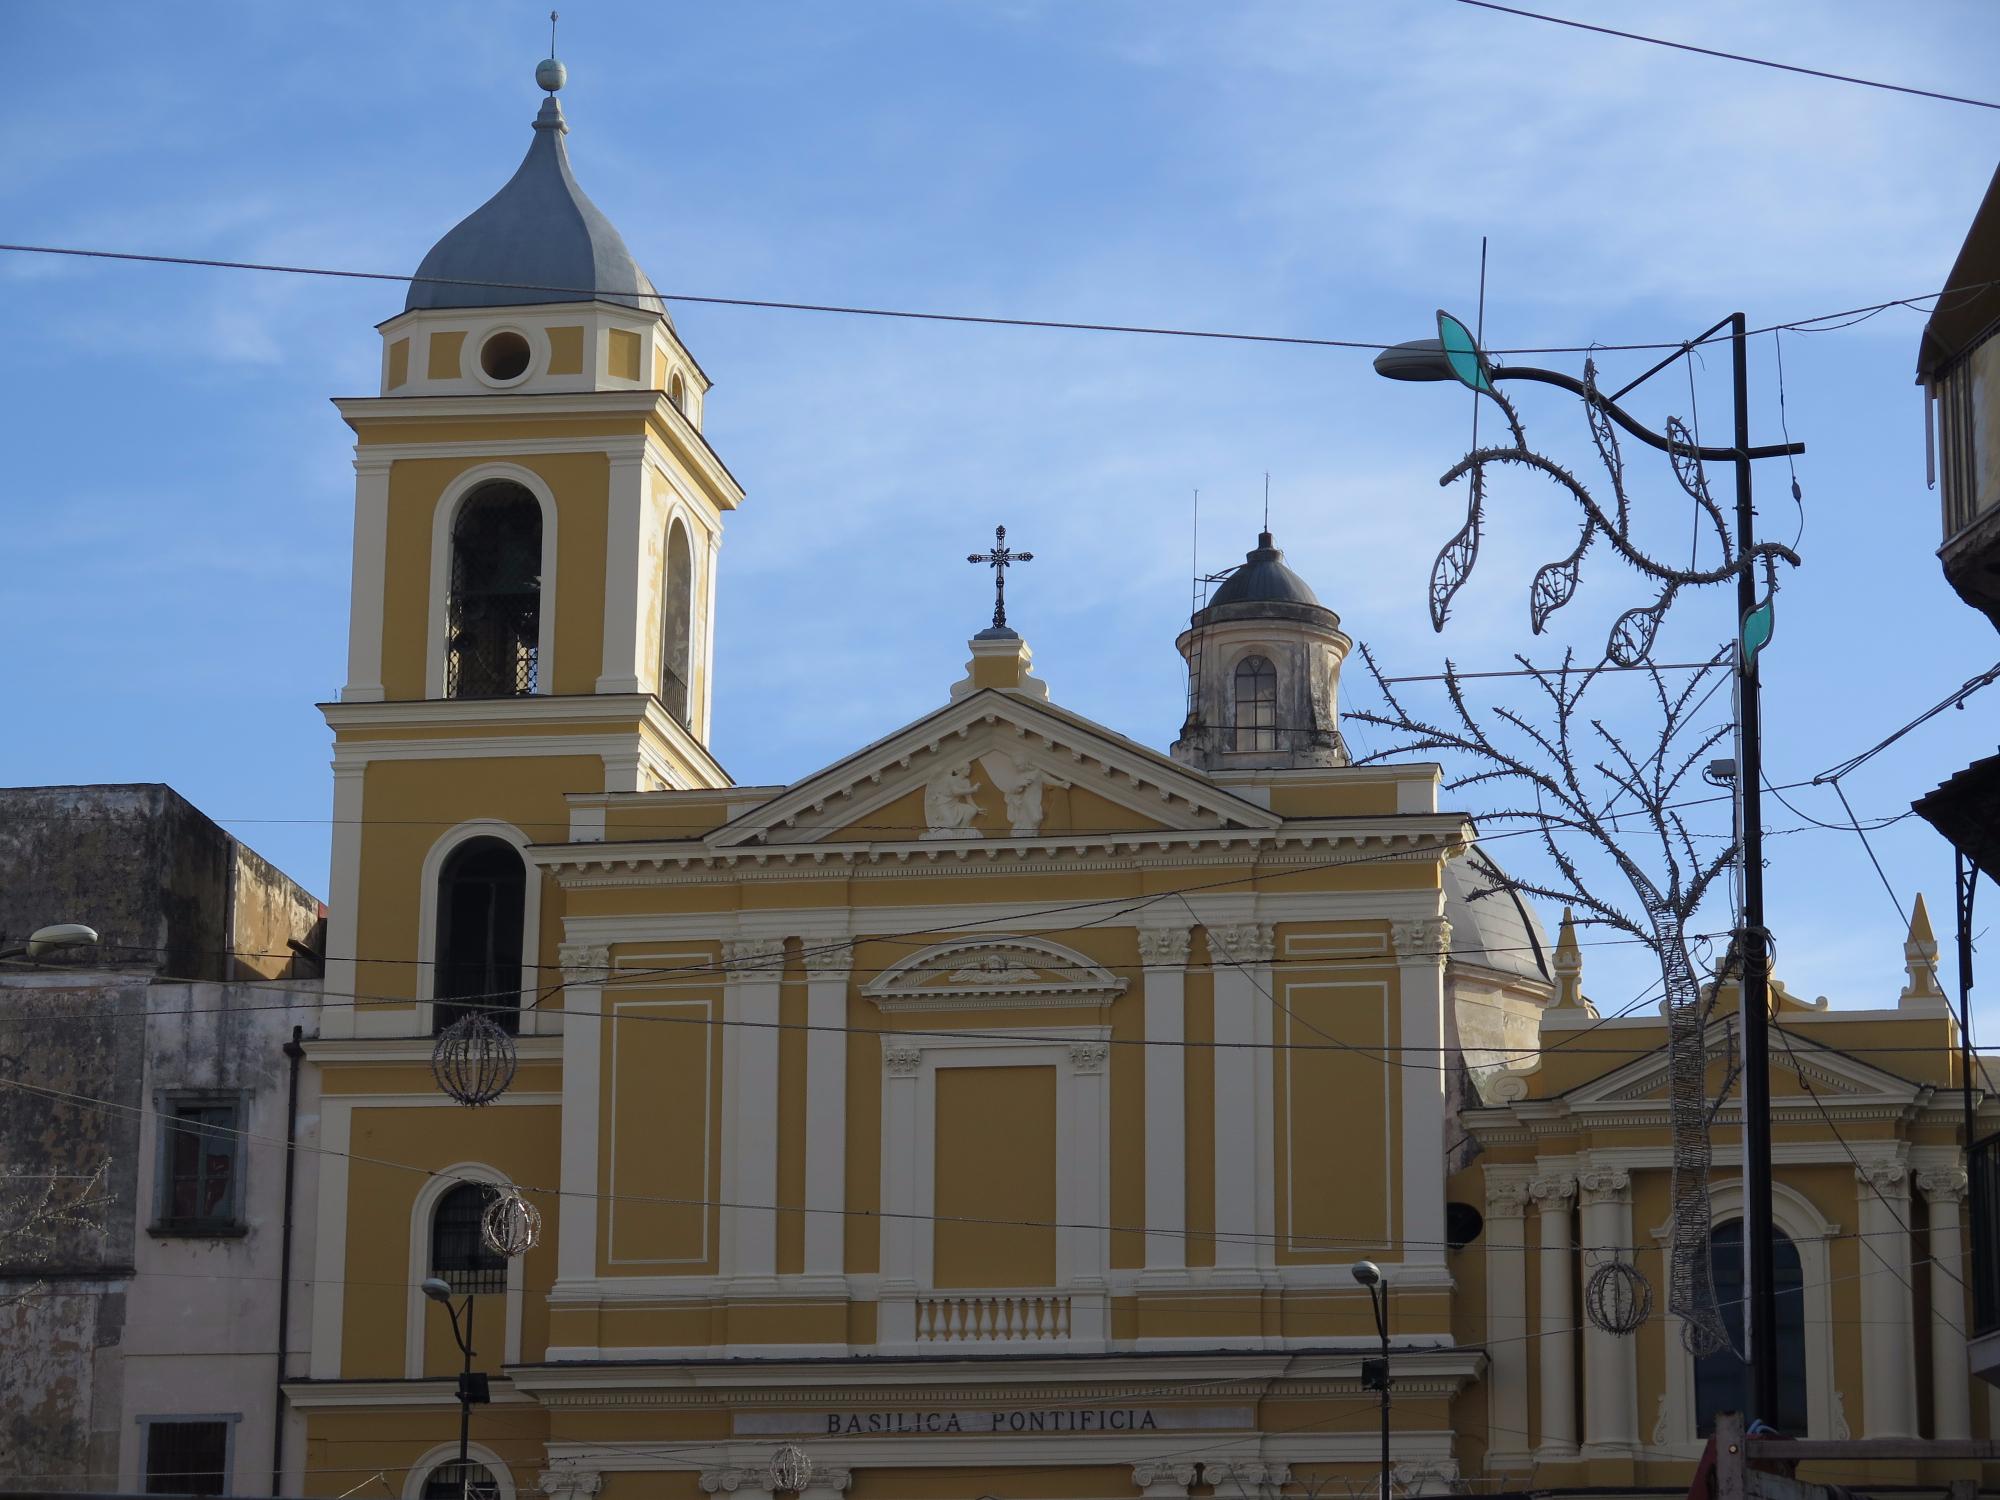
[[1551, 907, 1588, 1012], [536, 11, 567, 93], [1901, 892, 1945, 1003]]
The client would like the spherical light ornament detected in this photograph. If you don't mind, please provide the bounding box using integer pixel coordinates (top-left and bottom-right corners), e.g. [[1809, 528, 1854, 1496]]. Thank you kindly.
[[431, 1013, 518, 1106], [481, 1186, 542, 1258], [536, 58, 567, 93], [1584, 1259, 1653, 1337], [767, 1445, 813, 1494]]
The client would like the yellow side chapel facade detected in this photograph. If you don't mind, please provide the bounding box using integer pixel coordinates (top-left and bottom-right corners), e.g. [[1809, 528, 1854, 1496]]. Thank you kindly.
[[291, 62, 1991, 1500]]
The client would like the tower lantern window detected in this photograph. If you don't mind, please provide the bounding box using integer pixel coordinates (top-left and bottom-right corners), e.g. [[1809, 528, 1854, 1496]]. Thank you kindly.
[[1233, 655, 1278, 752], [479, 331, 533, 382]]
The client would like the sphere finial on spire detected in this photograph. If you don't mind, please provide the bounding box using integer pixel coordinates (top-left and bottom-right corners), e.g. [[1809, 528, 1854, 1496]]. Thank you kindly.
[[536, 11, 566, 93]]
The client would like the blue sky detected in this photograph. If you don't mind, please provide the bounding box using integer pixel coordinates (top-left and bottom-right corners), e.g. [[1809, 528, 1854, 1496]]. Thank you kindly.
[[3, 2, 1996, 1018]]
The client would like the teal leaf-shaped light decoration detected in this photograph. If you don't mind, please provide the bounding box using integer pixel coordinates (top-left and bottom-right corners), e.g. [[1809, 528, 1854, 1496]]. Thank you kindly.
[[1741, 596, 1776, 668], [1437, 309, 1491, 393]]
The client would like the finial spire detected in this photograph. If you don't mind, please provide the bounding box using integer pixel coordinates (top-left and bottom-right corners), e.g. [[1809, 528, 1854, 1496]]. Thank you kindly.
[[1546, 907, 1596, 1018], [1900, 893, 1946, 1005], [536, 12, 567, 93]]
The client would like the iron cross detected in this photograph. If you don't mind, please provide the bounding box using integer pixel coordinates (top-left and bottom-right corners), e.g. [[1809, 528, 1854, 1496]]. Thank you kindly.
[[968, 525, 1034, 631]]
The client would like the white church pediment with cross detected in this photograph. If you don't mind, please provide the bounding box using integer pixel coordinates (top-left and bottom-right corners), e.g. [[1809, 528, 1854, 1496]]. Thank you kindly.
[[708, 691, 1280, 848], [863, 935, 1127, 1011]]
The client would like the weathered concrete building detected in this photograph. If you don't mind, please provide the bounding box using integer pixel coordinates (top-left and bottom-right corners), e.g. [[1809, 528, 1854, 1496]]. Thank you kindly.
[[0, 784, 324, 1495]]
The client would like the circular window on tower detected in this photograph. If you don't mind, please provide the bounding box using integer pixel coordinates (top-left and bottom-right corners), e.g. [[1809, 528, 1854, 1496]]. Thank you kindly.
[[476, 329, 534, 385]]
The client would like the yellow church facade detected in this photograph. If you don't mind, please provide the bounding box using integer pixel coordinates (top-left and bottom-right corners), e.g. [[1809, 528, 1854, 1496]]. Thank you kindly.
[[288, 61, 1991, 1500]]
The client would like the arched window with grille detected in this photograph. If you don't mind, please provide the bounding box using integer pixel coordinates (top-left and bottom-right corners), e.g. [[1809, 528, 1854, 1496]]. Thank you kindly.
[[446, 482, 543, 698], [421, 1460, 501, 1500], [431, 1182, 507, 1295], [661, 519, 694, 725], [1233, 655, 1278, 752], [433, 837, 526, 1035], [1694, 1220, 1808, 1434]]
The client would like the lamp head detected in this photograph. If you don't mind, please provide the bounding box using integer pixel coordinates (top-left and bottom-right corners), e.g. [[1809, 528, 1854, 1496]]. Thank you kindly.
[[1372, 338, 1456, 383], [1351, 1259, 1382, 1289], [24, 923, 98, 959], [421, 1277, 455, 1304]]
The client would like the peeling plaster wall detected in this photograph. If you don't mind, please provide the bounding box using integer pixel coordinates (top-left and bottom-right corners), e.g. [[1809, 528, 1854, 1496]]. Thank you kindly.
[[0, 974, 321, 1492]]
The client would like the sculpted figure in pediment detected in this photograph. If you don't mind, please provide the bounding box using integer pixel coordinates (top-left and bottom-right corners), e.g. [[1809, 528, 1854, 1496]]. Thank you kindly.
[[980, 751, 1070, 836], [922, 762, 981, 837]]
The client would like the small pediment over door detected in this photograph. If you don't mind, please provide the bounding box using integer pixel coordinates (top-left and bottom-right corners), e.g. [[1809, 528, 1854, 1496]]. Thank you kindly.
[[863, 936, 1128, 1012]]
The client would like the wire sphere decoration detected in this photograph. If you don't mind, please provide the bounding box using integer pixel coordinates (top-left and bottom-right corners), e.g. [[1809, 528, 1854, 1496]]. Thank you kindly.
[[767, 1445, 814, 1495], [480, 1186, 542, 1259], [431, 1013, 518, 1107], [1584, 1258, 1654, 1337]]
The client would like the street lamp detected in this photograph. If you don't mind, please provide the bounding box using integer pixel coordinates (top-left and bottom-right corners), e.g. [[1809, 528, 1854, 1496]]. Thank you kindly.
[[0, 923, 99, 961], [1372, 308, 1803, 1428], [422, 1276, 490, 1496], [1352, 1260, 1390, 1500]]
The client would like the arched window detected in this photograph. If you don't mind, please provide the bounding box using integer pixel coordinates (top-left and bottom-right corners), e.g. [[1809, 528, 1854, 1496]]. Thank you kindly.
[[1233, 655, 1278, 751], [1694, 1220, 1808, 1435], [668, 371, 687, 414], [661, 520, 694, 726], [431, 1183, 506, 1295], [433, 838, 526, 1035], [446, 482, 543, 699], [421, 1460, 501, 1500]]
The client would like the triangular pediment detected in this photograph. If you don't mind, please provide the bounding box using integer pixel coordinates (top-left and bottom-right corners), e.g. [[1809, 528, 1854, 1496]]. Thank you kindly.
[[863, 936, 1127, 1011], [1562, 1025, 1922, 1110], [711, 690, 1278, 848]]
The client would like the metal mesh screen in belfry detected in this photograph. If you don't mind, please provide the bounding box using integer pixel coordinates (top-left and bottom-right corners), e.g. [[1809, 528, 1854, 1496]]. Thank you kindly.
[[1657, 893, 1728, 1355], [446, 484, 542, 699]]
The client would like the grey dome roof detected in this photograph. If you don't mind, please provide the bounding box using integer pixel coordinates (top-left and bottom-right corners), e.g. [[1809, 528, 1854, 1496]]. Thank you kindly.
[[1208, 531, 1322, 609], [406, 97, 665, 318], [1444, 849, 1552, 986]]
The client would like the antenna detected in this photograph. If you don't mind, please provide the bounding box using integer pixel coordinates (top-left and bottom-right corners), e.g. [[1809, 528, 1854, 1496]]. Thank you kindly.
[[1263, 472, 1270, 534]]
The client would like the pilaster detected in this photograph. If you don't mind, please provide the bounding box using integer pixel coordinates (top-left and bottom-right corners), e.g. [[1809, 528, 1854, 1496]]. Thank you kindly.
[[1484, 1172, 1534, 1469], [801, 942, 851, 1278], [877, 1039, 924, 1345], [1856, 1161, 1918, 1437], [1919, 1168, 1972, 1439], [341, 454, 393, 702], [1577, 1167, 1638, 1454], [555, 943, 610, 1287], [595, 449, 650, 694], [1137, 924, 1191, 1274], [1531, 1173, 1578, 1458], [1392, 916, 1451, 1264], [1207, 922, 1272, 1277], [720, 936, 786, 1282]]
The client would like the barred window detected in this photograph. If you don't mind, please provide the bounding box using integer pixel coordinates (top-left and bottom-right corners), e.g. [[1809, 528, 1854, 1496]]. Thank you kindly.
[[431, 1183, 507, 1295], [1232, 655, 1278, 752], [446, 483, 542, 699], [433, 838, 526, 1035], [422, 1461, 501, 1500], [1693, 1220, 1807, 1435], [661, 519, 694, 726], [144, 1419, 230, 1496]]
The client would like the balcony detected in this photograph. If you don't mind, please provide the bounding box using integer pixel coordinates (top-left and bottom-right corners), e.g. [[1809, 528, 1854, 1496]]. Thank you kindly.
[[1932, 337, 2000, 631]]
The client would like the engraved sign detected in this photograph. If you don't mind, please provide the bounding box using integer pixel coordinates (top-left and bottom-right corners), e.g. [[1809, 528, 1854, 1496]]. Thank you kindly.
[[733, 1406, 1254, 1437]]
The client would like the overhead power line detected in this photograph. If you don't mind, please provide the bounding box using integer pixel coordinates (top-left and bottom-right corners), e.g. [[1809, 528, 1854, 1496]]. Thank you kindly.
[[0, 240, 1991, 358], [1448, 0, 2000, 111]]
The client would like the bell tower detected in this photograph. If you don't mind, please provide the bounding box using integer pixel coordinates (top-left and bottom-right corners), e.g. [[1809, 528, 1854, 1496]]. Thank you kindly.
[[319, 56, 743, 1039], [1172, 530, 1351, 771]]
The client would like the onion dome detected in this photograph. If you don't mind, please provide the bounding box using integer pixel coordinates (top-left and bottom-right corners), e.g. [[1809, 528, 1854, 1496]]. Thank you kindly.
[[406, 67, 664, 319], [1197, 532, 1341, 628]]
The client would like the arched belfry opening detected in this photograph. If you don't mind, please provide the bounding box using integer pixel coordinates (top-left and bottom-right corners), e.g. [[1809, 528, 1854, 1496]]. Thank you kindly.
[[445, 483, 543, 699], [1173, 531, 1351, 771], [661, 519, 694, 725]]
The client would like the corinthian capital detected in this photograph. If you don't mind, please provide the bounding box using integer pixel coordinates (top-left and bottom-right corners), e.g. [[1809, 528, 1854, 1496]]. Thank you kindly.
[[721, 936, 788, 974], [1576, 1167, 1632, 1204], [1856, 1161, 1910, 1197], [557, 943, 611, 982], [1209, 923, 1275, 964], [1486, 1178, 1533, 1218], [1529, 1174, 1577, 1207], [800, 941, 854, 977], [1392, 916, 1452, 964], [1135, 925, 1192, 969], [1917, 1167, 1969, 1204]]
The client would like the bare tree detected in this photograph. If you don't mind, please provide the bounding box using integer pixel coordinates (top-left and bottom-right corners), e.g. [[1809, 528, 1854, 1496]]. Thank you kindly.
[[1348, 645, 1735, 1353], [0, 1159, 114, 1309]]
